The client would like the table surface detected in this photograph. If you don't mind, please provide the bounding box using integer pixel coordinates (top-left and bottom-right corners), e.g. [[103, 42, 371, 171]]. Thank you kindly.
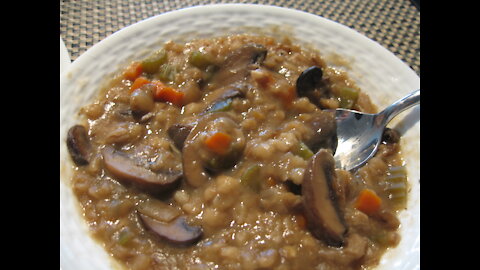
[[60, 0, 420, 75]]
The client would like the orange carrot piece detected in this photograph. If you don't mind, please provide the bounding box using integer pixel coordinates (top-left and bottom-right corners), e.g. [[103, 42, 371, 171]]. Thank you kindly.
[[355, 189, 382, 216], [130, 76, 151, 93], [204, 132, 232, 155], [123, 61, 143, 81], [152, 80, 184, 106]]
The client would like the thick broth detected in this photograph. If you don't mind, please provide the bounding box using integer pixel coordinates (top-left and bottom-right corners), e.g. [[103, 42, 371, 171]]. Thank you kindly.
[[68, 34, 408, 270]]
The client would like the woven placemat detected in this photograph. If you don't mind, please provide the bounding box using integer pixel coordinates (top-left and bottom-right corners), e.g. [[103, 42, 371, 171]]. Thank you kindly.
[[60, 0, 420, 75]]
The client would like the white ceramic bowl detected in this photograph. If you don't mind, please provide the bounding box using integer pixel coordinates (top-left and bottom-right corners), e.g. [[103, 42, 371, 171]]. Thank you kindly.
[[60, 4, 419, 270], [60, 37, 71, 74]]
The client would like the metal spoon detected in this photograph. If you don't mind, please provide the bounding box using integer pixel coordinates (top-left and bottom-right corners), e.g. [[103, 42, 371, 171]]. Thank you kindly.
[[333, 89, 420, 171]]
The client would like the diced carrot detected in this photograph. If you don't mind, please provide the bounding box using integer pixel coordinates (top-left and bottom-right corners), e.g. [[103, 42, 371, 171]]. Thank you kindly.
[[152, 80, 184, 106], [123, 61, 143, 81], [130, 76, 151, 93], [204, 132, 232, 155], [355, 189, 382, 216], [160, 87, 184, 106]]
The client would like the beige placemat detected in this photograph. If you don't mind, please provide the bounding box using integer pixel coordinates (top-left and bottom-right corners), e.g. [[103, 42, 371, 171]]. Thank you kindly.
[[60, 0, 420, 75]]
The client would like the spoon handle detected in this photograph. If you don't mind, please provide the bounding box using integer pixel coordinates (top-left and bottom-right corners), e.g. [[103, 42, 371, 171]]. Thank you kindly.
[[380, 89, 420, 125]]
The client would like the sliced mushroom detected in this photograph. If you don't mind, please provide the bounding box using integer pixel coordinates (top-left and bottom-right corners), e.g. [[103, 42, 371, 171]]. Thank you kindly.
[[296, 66, 330, 107], [296, 66, 323, 94], [218, 87, 246, 100], [167, 124, 193, 150], [139, 213, 203, 246], [101, 146, 181, 194], [302, 149, 347, 247], [182, 112, 245, 187], [303, 110, 338, 153], [316, 233, 368, 265], [204, 87, 246, 113], [66, 125, 91, 166], [209, 44, 267, 89]]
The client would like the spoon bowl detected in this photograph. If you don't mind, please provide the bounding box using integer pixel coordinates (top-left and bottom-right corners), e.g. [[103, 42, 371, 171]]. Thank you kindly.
[[333, 89, 420, 171]]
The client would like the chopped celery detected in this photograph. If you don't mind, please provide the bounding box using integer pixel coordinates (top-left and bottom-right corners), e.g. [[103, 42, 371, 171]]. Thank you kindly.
[[240, 164, 262, 192], [293, 142, 314, 160], [141, 50, 167, 74], [157, 64, 177, 82], [337, 87, 359, 109], [384, 166, 408, 209], [190, 51, 214, 70]]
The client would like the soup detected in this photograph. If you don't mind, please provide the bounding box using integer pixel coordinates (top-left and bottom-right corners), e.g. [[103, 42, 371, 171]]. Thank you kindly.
[[66, 34, 408, 270]]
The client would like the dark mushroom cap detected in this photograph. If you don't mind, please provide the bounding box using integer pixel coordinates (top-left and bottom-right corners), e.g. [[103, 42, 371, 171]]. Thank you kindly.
[[167, 124, 193, 150], [302, 149, 347, 247], [67, 125, 91, 166], [296, 66, 332, 108], [139, 213, 203, 246], [208, 44, 267, 90], [296, 66, 323, 94], [101, 146, 182, 194]]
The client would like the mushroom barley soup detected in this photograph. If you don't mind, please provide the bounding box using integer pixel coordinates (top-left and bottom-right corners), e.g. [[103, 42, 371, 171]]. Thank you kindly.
[[66, 34, 409, 270]]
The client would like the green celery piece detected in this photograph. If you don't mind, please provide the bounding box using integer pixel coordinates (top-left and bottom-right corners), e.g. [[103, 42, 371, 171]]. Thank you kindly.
[[190, 51, 214, 70], [293, 142, 314, 160], [141, 50, 167, 74], [337, 87, 359, 109], [157, 64, 177, 82], [240, 164, 262, 192]]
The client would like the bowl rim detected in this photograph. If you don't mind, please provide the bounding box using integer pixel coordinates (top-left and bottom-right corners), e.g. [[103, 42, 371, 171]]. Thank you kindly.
[[63, 4, 419, 80]]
